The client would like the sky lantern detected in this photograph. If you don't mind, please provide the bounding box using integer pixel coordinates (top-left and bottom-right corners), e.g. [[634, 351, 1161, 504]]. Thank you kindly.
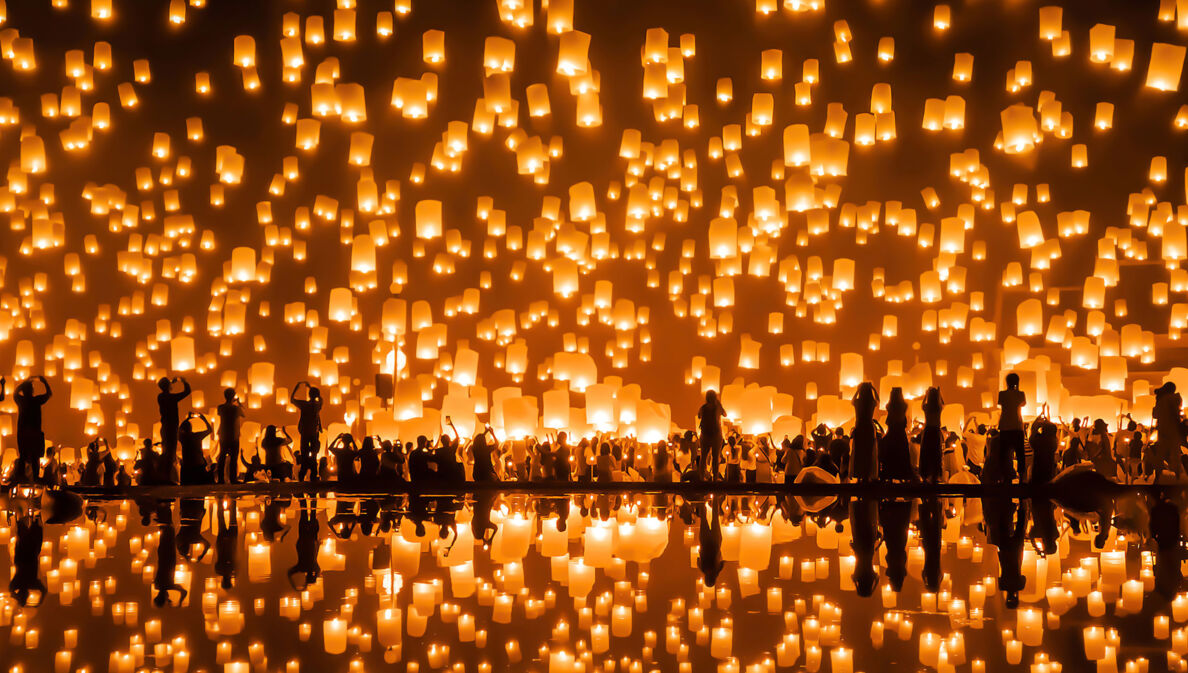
[[415, 200, 443, 239], [1089, 24, 1115, 63], [557, 30, 591, 76], [1001, 104, 1038, 153], [1145, 42, 1186, 91], [422, 29, 445, 64]]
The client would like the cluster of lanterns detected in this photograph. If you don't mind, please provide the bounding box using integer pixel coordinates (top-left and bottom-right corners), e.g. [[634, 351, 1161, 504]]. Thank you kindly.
[[0, 1, 1184, 449]]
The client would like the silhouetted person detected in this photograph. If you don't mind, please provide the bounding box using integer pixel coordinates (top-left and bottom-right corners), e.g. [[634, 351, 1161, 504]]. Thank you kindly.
[[435, 434, 465, 485], [379, 440, 405, 481], [12, 376, 51, 484], [293, 382, 323, 481], [261, 425, 293, 481], [828, 428, 850, 479], [215, 499, 238, 590], [879, 498, 913, 592], [408, 435, 434, 484], [918, 496, 943, 592], [1028, 416, 1059, 484], [1157, 385, 1187, 479], [157, 377, 191, 480], [135, 438, 163, 485], [555, 432, 572, 482], [472, 428, 499, 483], [880, 387, 917, 482], [81, 438, 117, 487], [781, 435, 806, 483], [216, 388, 244, 484], [850, 383, 879, 483], [920, 387, 944, 483], [179, 413, 214, 485], [697, 390, 725, 481], [998, 373, 1027, 482], [329, 433, 358, 483], [849, 496, 880, 596], [697, 496, 724, 587], [9, 512, 45, 606], [1088, 419, 1118, 480], [984, 496, 1027, 608], [153, 501, 187, 606], [1151, 495, 1184, 598], [357, 436, 380, 479], [1067, 418, 1086, 466], [595, 441, 614, 482], [288, 497, 321, 590]]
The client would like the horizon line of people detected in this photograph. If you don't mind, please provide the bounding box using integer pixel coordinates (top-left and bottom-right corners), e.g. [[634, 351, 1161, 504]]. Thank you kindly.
[[2, 372, 1187, 489]]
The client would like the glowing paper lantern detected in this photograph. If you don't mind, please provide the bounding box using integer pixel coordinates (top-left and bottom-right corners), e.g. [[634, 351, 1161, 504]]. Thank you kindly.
[[415, 200, 443, 239], [1146, 42, 1186, 91]]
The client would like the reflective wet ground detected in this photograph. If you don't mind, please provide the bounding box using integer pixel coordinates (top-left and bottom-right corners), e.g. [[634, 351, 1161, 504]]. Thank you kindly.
[[1, 487, 1183, 672]]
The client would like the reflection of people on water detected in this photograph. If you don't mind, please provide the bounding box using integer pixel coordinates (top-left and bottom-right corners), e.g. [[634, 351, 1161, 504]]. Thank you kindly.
[[697, 496, 724, 587], [983, 496, 1027, 609], [917, 497, 943, 593], [288, 497, 321, 590], [849, 496, 880, 596], [1151, 495, 1185, 598], [9, 511, 46, 606], [215, 499, 239, 589], [176, 498, 211, 562], [261, 496, 292, 542], [152, 501, 188, 607], [1029, 497, 1059, 558], [470, 492, 499, 547], [879, 498, 912, 592]]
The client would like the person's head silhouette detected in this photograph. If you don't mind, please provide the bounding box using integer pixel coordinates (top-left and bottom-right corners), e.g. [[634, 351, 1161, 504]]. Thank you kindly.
[[1005, 373, 1019, 389], [223, 387, 236, 402], [158, 377, 171, 392]]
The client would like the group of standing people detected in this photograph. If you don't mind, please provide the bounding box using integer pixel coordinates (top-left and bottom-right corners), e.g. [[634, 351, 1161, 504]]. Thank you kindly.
[[4, 371, 1188, 489]]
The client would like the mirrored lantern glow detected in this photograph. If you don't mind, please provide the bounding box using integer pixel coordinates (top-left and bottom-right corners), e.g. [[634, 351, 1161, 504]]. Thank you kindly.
[[0, 492, 1184, 673]]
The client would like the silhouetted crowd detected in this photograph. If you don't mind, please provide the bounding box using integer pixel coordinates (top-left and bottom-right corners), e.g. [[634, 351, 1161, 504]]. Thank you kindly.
[[3, 372, 1188, 488]]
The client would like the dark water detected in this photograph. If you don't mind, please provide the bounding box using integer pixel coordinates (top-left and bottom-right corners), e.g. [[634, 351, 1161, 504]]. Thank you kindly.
[[0, 488, 1182, 672]]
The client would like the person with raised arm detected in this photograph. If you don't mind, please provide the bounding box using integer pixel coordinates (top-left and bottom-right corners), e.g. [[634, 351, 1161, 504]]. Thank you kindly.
[[697, 390, 725, 481], [471, 425, 500, 483], [179, 413, 214, 485], [261, 425, 294, 481], [12, 376, 52, 484], [157, 376, 191, 479], [850, 382, 879, 484], [292, 382, 323, 481], [329, 433, 359, 483], [216, 387, 245, 484], [920, 387, 945, 483]]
